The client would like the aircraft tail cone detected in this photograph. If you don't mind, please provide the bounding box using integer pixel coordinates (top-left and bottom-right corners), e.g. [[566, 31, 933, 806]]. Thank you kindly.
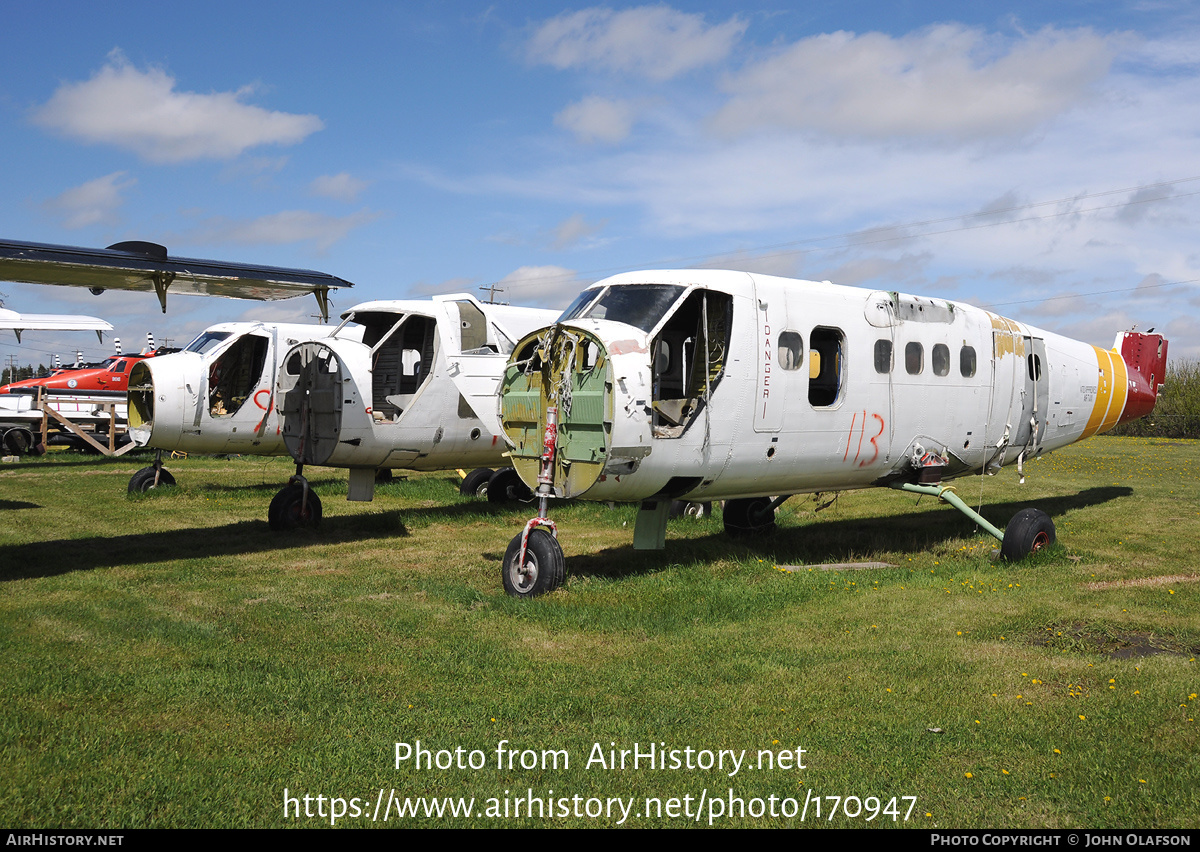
[[1115, 331, 1168, 425]]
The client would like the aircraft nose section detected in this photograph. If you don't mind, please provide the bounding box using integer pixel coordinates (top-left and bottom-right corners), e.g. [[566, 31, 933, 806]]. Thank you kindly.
[[127, 360, 156, 445], [500, 326, 613, 499], [126, 355, 195, 449]]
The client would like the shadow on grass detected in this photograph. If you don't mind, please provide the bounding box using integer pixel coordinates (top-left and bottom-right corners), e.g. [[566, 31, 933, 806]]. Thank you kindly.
[[0, 499, 41, 510], [561, 486, 1134, 584], [0, 511, 410, 581]]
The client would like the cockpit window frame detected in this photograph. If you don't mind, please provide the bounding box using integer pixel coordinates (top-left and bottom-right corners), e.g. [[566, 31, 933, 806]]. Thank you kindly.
[[183, 331, 233, 355], [559, 283, 688, 334]]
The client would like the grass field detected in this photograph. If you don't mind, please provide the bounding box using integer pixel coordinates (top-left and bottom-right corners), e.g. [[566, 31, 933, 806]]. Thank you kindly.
[[1, 436, 1198, 828]]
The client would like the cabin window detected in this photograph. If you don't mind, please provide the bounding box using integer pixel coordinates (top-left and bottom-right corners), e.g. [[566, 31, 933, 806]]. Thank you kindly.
[[808, 327, 844, 407], [655, 339, 672, 374], [1027, 352, 1042, 382], [650, 289, 733, 438], [455, 300, 491, 354], [778, 331, 803, 370], [960, 345, 977, 377], [874, 339, 892, 374], [932, 344, 950, 377], [905, 342, 923, 375]]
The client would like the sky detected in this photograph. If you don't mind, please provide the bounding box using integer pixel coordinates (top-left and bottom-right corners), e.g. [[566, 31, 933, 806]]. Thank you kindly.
[[1, 0, 1198, 369]]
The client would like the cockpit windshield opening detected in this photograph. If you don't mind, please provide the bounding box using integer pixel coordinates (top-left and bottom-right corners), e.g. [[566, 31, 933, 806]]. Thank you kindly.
[[650, 288, 732, 438], [560, 283, 686, 333], [185, 331, 232, 355]]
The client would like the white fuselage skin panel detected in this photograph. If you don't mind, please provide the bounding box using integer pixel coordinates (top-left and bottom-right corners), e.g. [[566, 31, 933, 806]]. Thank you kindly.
[[504, 270, 1156, 504], [128, 322, 355, 455], [276, 295, 559, 474]]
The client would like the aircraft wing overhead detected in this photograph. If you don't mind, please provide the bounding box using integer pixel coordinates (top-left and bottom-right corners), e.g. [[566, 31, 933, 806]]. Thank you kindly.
[[0, 306, 113, 343], [0, 239, 353, 320]]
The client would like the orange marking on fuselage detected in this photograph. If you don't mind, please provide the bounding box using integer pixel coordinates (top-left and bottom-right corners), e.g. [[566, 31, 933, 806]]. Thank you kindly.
[[1097, 352, 1129, 435], [253, 388, 272, 432], [1081, 347, 1116, 440]]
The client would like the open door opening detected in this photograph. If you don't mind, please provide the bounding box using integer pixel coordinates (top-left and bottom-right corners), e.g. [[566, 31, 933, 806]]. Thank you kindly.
[[651, 289, 732, 438]]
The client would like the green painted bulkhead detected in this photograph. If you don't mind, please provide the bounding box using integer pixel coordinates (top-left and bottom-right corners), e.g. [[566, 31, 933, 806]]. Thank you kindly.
[[501, 326, 613, 498]]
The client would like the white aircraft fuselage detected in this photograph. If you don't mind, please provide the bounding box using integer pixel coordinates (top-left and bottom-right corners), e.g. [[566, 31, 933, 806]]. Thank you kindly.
[[128, 321, 347, 457], [272, 295, 560, 505], [494, 269, 1166, 596]]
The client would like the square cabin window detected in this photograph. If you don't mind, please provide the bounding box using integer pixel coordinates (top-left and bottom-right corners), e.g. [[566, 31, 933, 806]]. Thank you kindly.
[[874, 339, 892, 373], [905, 342, 923, 375]]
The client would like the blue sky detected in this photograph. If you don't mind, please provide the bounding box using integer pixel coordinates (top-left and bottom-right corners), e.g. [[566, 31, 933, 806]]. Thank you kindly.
[[1, 1, 1198, 367]]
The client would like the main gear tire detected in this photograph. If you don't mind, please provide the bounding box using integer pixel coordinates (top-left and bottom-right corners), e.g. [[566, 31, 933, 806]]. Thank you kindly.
[[723, 497, 776, 537], [460, 467, 494, 497], [487, 468, 532, 504], [1000, 508, 1055, 561]]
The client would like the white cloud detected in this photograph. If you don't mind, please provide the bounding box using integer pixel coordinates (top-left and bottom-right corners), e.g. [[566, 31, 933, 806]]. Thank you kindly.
[[32, 51, 323, 162], [555, 96, 636, 144], [551, 213, 606, 249], [712, 25, 1118, 140], [529, 6, 745, 80], [495, 265, 583, 309], [310, 173, 370, 202], [44, 172, 136, 229], [179, 209, 379, 252]]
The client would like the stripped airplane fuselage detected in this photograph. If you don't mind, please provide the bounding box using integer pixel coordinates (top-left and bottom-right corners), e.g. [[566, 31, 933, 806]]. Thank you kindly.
[[495, 270, 1166, 595]]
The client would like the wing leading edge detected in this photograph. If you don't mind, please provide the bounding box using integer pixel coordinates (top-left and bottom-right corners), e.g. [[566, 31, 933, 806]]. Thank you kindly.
[[0, 307, 113, 343], [0, 239, 353, 321]]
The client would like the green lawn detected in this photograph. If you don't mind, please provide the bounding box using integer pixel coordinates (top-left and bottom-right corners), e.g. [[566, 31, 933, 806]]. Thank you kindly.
[[1, 437, 1197, 828]]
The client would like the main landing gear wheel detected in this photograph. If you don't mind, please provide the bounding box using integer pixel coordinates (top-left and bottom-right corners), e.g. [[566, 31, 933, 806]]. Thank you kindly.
[[502, 529, 565, 598], [670, 500, 711, 519], [460, 467, 494, 497], [3, 428, 35, 455], [128, 466, 176, 493], [723, 497, 776, 537], [268, 483, 322, 530], [1000, 508, 1055, 561], [487, 467, 532, 504]]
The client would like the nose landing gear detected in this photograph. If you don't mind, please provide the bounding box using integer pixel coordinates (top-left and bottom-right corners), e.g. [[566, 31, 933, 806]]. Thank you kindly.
[[504, 403, 565, 598], [269, 468, 322, 530]]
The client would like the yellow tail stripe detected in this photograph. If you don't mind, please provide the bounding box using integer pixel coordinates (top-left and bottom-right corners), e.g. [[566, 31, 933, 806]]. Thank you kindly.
[[1081, 347, 1115, 440], [1097, 351, 1129, 435]]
